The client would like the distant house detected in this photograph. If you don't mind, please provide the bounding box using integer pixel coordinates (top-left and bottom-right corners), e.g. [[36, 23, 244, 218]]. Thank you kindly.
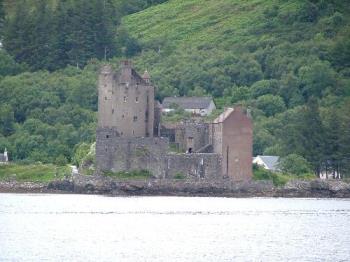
[[253, 155, 280, 172], [162, 97, 216, 116], [0, 148, 9, 164], [319, 170, 341, 179]]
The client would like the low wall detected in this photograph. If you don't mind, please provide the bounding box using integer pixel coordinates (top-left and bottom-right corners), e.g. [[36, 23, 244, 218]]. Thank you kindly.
[[165, 153, 222, 180], [96, 136, 169, 178]]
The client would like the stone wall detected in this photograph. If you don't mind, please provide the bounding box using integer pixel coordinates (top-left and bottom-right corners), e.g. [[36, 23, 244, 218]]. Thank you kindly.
[[175, 122, 210, 152], [96, 134, 169, 178], [165, 153, 222, 180]]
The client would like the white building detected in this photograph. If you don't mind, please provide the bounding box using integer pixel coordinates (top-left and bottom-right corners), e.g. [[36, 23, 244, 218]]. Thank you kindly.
[[162, 97, 216, 116], [0, 148, 9, 164], [253, 155, 280, 172]]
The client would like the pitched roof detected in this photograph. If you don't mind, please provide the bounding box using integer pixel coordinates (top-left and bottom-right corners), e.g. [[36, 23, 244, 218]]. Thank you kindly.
[[162, 97, 213, 110], [212, 108, 234, 124], [256, 155, 280, 171]]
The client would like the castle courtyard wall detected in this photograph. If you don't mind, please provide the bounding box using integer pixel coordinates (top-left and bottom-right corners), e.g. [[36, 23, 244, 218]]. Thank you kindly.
[[165, 153, 222, 180], [96, 132, 169, 178]]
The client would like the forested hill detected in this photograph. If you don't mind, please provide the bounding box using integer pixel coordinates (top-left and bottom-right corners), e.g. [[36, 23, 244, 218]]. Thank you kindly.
[[0, 0, 349, 176]]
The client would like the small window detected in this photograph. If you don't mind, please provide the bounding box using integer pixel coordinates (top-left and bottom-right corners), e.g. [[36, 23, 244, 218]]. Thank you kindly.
[[135, 97, 139, 103], [112, 109, 114, 114], [122, 114, 125, 118], [105, 97, 107, 100], [120, 132, 123, 136], [132, 130, 135, 135], [106, 135, 109, 138], [133, 116, 138, 122], [124, 96, 127, 102]]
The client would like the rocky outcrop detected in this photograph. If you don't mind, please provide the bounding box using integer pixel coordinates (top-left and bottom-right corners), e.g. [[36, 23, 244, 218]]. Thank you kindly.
[[0, 181, 48, 193], [275, 180, 350, 198], [1, 176, 350, 198]]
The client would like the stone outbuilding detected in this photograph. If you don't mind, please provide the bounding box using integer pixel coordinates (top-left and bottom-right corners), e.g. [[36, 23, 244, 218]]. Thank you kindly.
[[162, 96, 216, 116]]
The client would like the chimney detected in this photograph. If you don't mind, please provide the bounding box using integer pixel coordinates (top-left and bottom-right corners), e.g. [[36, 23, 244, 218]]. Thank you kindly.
[[120, 60, 133, 82], [120, 60, 132, 68], [142, 70, 151, 84]]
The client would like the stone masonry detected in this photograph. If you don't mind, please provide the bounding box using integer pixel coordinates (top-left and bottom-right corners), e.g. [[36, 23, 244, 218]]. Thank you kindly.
[[96, 61, 252, 182]]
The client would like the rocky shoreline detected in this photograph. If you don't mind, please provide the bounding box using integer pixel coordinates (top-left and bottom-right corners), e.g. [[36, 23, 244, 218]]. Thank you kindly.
[[1, 175, 350, 198]]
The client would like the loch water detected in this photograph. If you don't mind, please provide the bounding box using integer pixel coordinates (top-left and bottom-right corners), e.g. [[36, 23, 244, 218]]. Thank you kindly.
[[0, 194, 349, 261]]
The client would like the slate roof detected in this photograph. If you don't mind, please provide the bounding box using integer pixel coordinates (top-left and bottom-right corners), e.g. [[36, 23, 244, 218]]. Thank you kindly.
[[256, 155, 280, 171], [162, 97, 213, 110]]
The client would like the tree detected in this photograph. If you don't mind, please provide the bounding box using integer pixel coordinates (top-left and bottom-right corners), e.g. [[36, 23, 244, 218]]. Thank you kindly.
[[299, 61, 336, 99], [0, 104, 15, 136], [0, 0, 4, 37], [256, 94, 286, 117], [278, 154, 312, 176], [339, 102, 350, 177], [322, 106, 343, 178], [30, 0, 56, 70], [331, 32, 350, 70], [284, 98, 325, 175], [3, 0, 34, 66], [0, 50, 26, 77], [73, 142, 91, 166], [251, 79, 279, 98]]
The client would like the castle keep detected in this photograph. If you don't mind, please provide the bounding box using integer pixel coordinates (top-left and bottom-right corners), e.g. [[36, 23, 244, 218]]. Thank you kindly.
[[96, 61, 253, 182]]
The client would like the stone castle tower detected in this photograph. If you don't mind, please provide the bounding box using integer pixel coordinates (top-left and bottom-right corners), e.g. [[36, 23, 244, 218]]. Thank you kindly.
[[97, 60, 155, 137], [95, 61, 252, 181]]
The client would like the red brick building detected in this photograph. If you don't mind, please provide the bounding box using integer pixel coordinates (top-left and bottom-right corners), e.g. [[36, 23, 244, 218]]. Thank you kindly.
[[210, 107, 253, 181]]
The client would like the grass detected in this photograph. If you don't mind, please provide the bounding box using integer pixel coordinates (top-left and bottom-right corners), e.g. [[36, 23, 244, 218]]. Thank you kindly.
[[162, 111, 192, 124], [123, 0, 277, 48], [174, 172, 186, 179], [103, 169, 154, 180], [253, 165, 315, 187], [0, 163, 71, 182], [168, 143, 184, 153]]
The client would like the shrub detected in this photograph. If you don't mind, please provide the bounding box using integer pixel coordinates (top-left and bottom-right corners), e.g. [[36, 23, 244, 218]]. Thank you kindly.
[[253, 164, 289, 187], [278, 154, 312, 176], [103, 169, 153, 179], [174, 172, 186, 179]]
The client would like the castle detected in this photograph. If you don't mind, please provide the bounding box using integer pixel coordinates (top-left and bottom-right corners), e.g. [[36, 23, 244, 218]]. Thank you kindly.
[[96, 61, 253, 181]]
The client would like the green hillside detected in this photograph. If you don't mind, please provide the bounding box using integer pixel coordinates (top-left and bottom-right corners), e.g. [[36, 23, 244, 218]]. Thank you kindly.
[[122, 0, 349, 98]]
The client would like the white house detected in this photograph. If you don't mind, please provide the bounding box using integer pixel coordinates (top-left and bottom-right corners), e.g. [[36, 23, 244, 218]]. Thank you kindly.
[[162, 97, 216, 116], [0, 148, 9, 164], [319, 170, 341, 179], [253, 155, 280, 172]]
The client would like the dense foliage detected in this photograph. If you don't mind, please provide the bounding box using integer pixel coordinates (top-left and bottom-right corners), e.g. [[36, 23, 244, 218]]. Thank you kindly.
[[2, 0, 140, 71], [0, 0, 349, 177]]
